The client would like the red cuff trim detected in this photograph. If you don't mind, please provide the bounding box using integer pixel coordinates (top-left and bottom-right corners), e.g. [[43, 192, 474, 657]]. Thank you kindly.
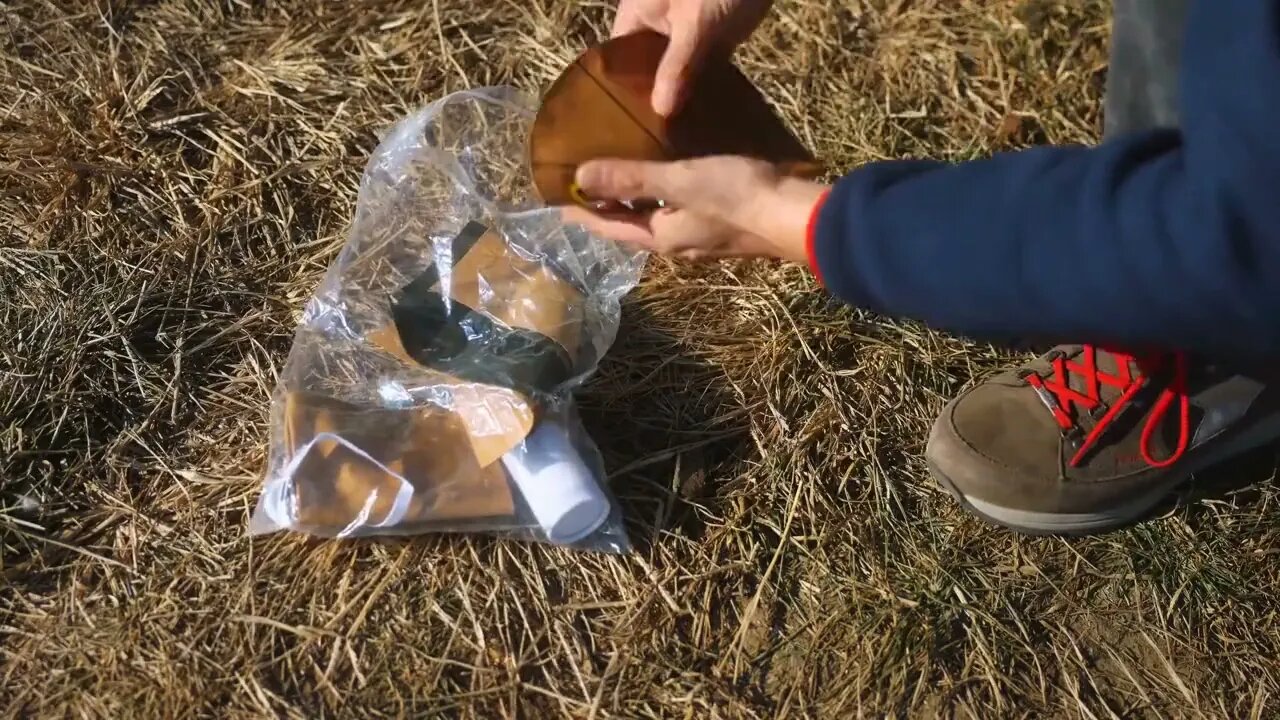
[[805, 189, 832, 284]]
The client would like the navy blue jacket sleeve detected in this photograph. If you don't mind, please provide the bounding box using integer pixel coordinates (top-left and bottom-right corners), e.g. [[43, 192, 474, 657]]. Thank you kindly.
[[810, 0, 1280, 363]]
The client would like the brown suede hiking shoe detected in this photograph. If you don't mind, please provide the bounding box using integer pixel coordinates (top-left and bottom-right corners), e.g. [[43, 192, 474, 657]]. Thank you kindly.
[[926, 344, 1280, 535]]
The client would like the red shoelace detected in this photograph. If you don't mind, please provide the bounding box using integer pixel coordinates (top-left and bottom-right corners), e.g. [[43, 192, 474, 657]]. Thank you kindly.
[[1025, 345, 1190, 468]]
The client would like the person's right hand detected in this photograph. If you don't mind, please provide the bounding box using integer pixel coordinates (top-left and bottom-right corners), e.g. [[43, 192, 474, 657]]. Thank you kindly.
[[561, 156, 829, 265], [611, 0, 773, 116]]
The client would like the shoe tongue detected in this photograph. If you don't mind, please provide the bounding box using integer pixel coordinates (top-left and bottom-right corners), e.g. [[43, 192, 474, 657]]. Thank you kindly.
[[1054, 347, 1141, 405]]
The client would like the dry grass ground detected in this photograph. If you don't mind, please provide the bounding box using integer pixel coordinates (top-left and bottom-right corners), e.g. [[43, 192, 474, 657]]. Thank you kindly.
[[4, 0, 1280, 717]]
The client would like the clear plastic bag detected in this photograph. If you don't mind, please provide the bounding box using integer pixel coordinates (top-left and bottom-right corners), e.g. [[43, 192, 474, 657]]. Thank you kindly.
[[248, 87, 646, 553]]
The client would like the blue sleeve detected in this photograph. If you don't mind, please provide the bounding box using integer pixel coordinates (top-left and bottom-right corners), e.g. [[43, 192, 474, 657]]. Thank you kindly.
[[810, 0, 1280, 363]]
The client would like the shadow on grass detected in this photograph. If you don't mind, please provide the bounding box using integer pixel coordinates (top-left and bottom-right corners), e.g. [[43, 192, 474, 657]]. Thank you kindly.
[[577, 300, 750, 554]]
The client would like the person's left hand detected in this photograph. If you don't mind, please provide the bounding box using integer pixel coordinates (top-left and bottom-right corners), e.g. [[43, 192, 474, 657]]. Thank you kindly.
[[560, 156, 828, 264], [610, 0, 774, 117]]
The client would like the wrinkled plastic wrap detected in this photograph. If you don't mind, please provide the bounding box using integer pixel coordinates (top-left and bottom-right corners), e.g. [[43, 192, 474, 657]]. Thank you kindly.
[[249, 87, 646, 552]]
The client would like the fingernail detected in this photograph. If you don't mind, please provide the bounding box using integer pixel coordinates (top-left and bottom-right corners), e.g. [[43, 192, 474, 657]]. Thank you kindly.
[[575, 161, 603, 189], [652, 87, 674, 117]]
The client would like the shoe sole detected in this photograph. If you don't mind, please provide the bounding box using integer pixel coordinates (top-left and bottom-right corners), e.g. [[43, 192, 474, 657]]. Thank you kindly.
[[928, 412, 1280, 536]]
